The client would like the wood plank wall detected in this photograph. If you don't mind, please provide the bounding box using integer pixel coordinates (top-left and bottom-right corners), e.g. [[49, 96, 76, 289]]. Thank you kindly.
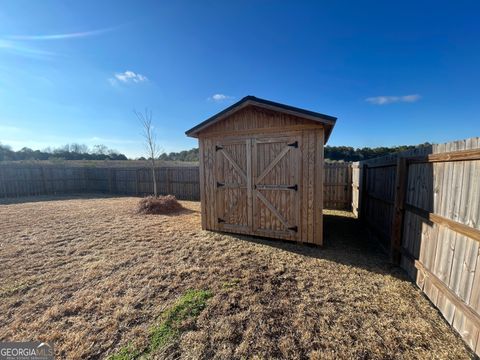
[[0, 163, 352, 208], [352, 137, 480, 356]]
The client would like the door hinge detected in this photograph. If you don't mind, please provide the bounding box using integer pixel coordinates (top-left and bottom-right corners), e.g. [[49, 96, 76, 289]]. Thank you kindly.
[[217, 181, 225, 188], [287, 141, 298, 148], [287, 184, 298, 191], [288, 226, 298, 232], [218, 218, 225, 223], [215, 145, 223, 151]]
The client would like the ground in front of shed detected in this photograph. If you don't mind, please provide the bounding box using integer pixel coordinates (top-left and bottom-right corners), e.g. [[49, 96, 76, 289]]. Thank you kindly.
[[0, 196, 474, 359]]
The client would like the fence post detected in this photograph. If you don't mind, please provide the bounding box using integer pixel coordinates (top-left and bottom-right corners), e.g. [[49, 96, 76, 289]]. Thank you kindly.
[[359, 164, 368, 222], [83, 168, 88, 193], [166, 168, 171, 195], [135, 169, 139, 196], [62, 167, 68, 194], [347, 163, 353, 211], [0, 167, 7, 198], [390, 157, 408, 264], [40, 166, 47, 194]]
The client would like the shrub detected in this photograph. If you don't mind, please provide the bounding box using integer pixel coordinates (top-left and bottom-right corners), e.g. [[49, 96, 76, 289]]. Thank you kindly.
[[136, 195, 184, 215]]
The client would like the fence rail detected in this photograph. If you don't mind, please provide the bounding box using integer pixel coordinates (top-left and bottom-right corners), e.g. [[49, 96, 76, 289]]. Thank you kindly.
[[352, 137, 480, 356], [0, 162, 352, 209]]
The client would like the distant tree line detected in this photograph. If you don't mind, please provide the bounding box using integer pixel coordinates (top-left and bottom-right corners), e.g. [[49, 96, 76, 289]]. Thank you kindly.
[[1, 142, 430, 163], [157, 145, 428, 162], [158, 148, 199, 162], [324, 144, 429, 162], [0, 143, 128, 161]]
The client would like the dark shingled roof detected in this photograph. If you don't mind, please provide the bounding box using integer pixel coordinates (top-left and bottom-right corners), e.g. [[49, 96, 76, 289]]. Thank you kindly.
[[185, 95, 337, 142]]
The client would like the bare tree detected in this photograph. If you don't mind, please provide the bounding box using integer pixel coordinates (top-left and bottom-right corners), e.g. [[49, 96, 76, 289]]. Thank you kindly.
[[134, 108, 161, 197]]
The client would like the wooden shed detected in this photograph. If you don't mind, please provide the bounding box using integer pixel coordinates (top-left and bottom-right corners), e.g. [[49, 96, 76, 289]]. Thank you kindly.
[[186, 96, 336, 245]]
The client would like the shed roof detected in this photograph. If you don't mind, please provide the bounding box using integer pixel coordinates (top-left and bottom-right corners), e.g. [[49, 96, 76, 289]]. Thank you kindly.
[[185, 95, 337, 142]]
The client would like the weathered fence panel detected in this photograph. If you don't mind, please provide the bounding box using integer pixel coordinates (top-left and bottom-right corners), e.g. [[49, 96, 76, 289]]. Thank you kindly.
[[353, 137, 480, 356], [0, 165, 201, 200], [323, 162, 352, 210], [0, 163, 351, 208]]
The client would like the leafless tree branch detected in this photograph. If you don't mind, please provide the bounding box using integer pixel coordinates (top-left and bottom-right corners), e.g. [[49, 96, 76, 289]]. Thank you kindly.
[[134, 108, 161, 196]]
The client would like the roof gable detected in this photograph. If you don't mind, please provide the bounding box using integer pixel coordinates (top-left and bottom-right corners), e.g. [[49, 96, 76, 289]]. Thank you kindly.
[[185, 96, 337, 142]]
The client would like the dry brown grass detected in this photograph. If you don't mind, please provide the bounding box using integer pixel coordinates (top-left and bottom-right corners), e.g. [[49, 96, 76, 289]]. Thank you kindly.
[[0, 196, 474, 359]]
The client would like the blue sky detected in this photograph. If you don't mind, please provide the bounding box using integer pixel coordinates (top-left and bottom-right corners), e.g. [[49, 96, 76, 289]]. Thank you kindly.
[[0, 1, 479, 158]]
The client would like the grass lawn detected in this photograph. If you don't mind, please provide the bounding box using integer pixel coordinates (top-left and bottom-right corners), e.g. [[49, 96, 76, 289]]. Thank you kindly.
[[0, 196, 474, 359]]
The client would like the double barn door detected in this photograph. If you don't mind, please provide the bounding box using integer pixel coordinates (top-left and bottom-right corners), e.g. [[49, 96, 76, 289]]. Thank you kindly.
[[215, 135, 301, 240]]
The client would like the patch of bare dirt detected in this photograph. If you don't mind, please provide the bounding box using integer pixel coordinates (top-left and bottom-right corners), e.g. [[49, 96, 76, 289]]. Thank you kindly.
[[0, 196, 474, 359]]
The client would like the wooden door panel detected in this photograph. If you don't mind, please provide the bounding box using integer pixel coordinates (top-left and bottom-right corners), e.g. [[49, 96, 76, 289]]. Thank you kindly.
[[253, 136, 300, 239], [215, 140, 250, 231]]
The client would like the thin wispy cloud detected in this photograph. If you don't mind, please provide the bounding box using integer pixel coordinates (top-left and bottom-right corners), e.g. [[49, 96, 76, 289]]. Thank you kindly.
[[4, 27, 117, 41], [365, 94, 421, 105], [0, 26, 118, 59], [0, 39, 57, 59], [109, 71, 149, 85], [208, 94, 233, 102]]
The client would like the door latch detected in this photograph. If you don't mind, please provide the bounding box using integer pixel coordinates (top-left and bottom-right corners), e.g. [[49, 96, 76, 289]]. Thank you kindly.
[[287, 141, 298, 148], [288, 226, 298, 232], [287, 184, 298, 191]]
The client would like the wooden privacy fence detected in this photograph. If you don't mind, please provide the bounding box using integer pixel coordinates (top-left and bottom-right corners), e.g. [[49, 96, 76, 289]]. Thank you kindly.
[[0, 166, 200, 200], [0, 162, 352, 209], [352, 137, 480, 356], [324, 162, 352, 210]]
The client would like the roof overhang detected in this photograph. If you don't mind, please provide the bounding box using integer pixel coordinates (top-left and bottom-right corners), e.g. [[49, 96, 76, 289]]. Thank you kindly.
[[185, 96, 337, 143]]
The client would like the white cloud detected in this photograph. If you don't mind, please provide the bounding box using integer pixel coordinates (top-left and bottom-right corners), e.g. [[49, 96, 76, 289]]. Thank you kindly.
[[208, 93, 233, 102], [365, 94, 421, 105], [110, 70, 148, 85]]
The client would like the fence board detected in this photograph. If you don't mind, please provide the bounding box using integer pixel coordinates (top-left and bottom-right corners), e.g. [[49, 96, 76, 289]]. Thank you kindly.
[[323, 162, 352, 210], [352, 136, 480, 357]]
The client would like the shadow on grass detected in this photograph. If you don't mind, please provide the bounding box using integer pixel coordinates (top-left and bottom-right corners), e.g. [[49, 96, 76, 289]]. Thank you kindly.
[[222, 211, 409, 281]]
